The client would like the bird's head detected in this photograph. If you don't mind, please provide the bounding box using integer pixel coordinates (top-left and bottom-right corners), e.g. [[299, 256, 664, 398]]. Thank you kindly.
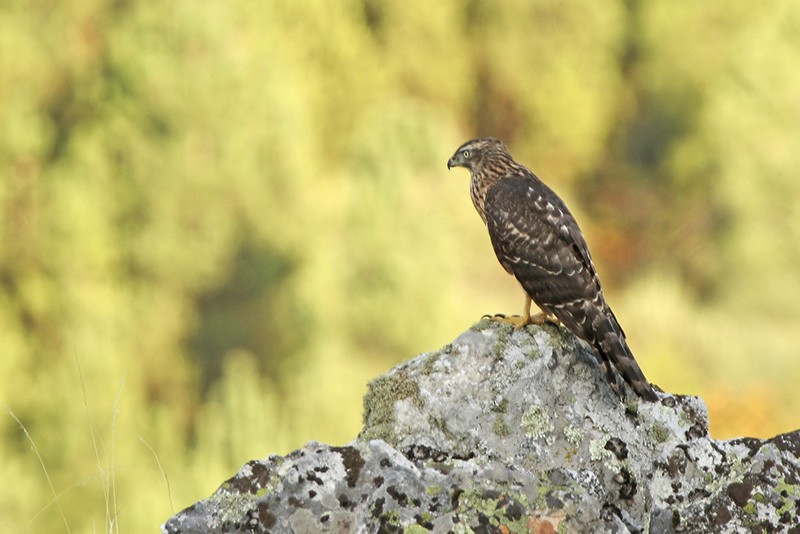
[[447, 137, 512, 175]]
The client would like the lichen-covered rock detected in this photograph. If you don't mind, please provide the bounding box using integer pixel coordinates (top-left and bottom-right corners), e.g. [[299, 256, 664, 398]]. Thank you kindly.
[[162, 319, 800, 533]]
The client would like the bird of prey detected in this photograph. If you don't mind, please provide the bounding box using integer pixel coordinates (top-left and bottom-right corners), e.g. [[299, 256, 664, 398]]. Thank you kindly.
[[447, 137, 657, 402]]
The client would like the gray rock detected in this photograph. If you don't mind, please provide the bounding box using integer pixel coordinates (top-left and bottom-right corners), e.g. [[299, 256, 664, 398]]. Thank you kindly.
[[162, 319, 800, 533]]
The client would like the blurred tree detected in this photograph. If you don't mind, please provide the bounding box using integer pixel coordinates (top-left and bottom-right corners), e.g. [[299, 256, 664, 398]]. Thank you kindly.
[[576, 0, 733, 294], [188, 236, 310, 394]]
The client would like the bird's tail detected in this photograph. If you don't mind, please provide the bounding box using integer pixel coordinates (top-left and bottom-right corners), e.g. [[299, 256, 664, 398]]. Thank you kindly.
[[592, 308, 658, 402]]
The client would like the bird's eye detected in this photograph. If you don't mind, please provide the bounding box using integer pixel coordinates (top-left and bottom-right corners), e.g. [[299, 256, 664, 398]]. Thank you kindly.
[[461, 150, 471, 159]]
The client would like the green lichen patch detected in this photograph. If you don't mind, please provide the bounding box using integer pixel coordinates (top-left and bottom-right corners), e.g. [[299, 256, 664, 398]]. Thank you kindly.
[[624, 400, 639, 417], [206, 491, 259, 526], [380, 509, 401, 527], [524, 341, 544, 360], [493, 325, 513, 358], [521, 405, 554, 441], [361, 368, 422, 443], [455, 488, 531, 533], [588, 438, 614, 463], [563, 424, 583, 447], [422, 351, 442, 375], [650, 423, 671, 443], [425, 484, 442, 497], [492, 397, 509, 414], [493, 414, 510, 437], [775, 478, 800, 518]]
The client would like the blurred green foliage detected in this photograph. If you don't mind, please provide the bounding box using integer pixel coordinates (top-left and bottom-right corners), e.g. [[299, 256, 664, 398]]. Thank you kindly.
[[1, 0, 799, 531]]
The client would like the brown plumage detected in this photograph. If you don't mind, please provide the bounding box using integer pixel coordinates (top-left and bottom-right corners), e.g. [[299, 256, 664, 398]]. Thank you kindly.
[[448, 137, 657, 402]]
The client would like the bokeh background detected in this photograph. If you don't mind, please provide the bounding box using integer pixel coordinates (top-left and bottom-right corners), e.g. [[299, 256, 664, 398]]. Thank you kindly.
[[2, 0, 800, 531]]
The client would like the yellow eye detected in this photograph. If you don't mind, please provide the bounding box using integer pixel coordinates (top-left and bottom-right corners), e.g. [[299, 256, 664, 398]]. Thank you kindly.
[[462, 150, 470, 158]]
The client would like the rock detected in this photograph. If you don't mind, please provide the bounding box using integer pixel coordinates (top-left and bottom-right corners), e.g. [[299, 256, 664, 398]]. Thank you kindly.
[[162, 319, 800, 533]]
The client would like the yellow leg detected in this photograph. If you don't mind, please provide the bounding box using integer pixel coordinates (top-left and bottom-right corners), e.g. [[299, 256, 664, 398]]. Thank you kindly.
[[490, 293, 558, 330], [521, 294, 532, 327]]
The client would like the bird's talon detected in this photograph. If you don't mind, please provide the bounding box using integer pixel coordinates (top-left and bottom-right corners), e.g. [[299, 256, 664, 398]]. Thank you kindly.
[[488, 314, 529, 330]]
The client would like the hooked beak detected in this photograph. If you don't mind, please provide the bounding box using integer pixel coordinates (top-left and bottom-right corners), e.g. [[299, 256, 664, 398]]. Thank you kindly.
[[446, 156, 458, 170]]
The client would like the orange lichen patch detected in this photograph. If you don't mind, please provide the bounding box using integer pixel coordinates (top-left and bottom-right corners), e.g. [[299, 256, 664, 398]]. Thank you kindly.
[[526, 510, 566, 534]]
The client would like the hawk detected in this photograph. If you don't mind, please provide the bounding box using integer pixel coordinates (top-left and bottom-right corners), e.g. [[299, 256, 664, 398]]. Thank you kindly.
[[447, 137, 657, 402]]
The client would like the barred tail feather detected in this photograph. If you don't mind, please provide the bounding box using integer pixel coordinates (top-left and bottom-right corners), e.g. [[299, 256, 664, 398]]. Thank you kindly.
[[549, 297, 658, 402], [593, 315, 657, 402]]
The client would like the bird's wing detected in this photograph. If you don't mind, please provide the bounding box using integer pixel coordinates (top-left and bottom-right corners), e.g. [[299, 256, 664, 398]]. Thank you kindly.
[[484, 175, 601, 316], [484, 175, 655, 401]]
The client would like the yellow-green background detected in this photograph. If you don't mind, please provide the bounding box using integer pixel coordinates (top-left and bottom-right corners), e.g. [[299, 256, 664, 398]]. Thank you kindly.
[[2, 1, 799, 531]]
